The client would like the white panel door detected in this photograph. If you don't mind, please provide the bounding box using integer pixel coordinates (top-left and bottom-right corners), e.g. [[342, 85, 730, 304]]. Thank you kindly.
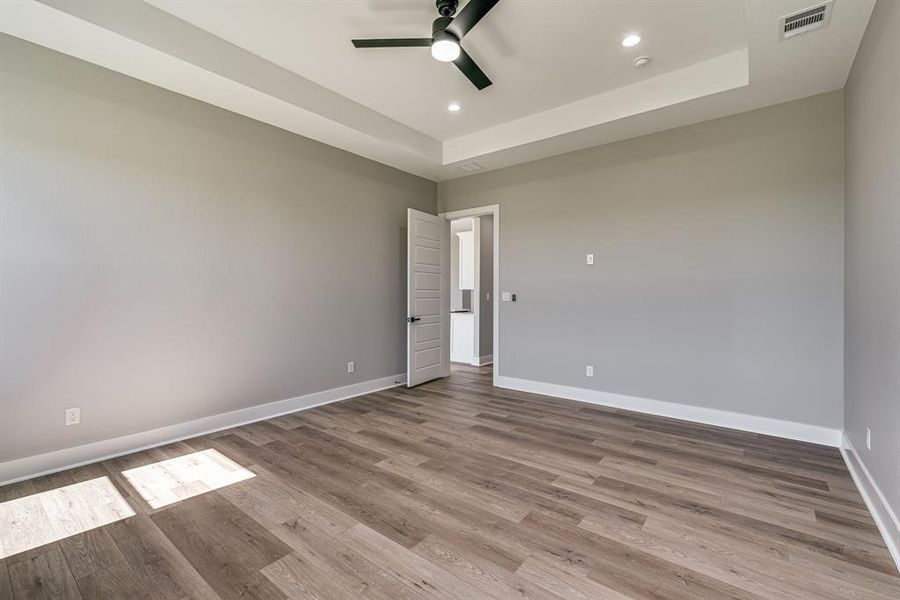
[[407, 209, 450, 387]]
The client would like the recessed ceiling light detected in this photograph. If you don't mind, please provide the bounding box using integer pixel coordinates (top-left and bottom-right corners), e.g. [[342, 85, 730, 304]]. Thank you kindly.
[[622, 33, 641, 48], [448, 102, 461, 112]]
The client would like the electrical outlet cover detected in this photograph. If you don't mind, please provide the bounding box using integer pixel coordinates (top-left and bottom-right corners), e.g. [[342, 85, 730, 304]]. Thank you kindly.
[[65, 407, 81, 426]]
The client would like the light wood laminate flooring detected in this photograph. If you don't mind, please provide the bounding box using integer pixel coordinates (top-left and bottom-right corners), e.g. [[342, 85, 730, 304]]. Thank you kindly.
[[2, 365, 897, 599]]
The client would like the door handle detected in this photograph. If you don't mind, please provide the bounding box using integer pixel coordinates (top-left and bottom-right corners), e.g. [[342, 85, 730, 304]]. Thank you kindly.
[[407, 316, 421, 323]]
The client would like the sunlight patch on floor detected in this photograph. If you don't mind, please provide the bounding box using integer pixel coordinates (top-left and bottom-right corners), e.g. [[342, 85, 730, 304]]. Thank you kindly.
[[0, 476, 135, 559], [121, 448, 255, 509]]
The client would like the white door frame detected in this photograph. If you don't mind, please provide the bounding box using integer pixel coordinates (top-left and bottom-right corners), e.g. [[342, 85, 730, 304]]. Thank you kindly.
[[439, 204, 500, 387]]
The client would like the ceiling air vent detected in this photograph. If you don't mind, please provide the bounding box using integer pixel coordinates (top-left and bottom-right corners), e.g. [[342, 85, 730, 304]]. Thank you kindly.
[[457, 162, 485, 173], [779, 1, 833, 40]]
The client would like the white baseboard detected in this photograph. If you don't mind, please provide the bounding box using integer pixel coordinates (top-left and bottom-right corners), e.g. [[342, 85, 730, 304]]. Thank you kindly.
[[495, 375, 842, 447], [840, 433, 900, 573], [475, 354, 493, 366], [451, 354, 476, 365], [0, 373, 407, 486], [454, 354, 493, 366]]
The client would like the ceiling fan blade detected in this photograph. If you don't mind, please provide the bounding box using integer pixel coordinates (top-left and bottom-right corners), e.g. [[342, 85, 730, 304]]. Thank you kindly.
[[453, 48, 492, 90], [446, 0, 499, 40], [352, 38, 432, 48]]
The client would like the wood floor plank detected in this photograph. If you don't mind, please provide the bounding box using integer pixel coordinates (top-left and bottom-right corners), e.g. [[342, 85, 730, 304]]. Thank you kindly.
[[75, 560, 149, 600], [521, 511, 766, 600], [271, 515, 427, 600], [57, 528, 122, 580], [2, 365, 897, 599], [375, 458, 533, 523], [7, 547, 82, 600], [105, 513, 207, 600], [412, 534, 565, 600], [216, 463, 357, 534], [261, 552, 359, 600], [515, 553, 631, 600], [149, 493, 290, 600], [339, 523, 493, 599], [177, 585, 221, 600], [0, 560, 13, 600], [639, 515, 900, 600]]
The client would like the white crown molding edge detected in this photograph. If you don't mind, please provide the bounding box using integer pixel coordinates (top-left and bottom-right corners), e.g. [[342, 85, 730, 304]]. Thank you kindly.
[[840, 433, 900, 573], [0, 373, 406, 486], [495, 375, 842, 447]]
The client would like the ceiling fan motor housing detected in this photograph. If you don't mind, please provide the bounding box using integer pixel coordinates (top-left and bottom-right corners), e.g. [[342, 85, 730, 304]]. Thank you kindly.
[[432, 16, 457, 41], [436, 0, 459, 17]]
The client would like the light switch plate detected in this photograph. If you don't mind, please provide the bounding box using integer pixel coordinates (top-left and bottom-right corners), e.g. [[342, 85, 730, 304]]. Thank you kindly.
[[586, 254, 594, 265], [501, 292, 512, 301]]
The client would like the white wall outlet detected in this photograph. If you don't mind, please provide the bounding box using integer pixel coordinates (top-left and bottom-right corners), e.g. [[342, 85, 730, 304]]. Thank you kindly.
[[866, 427, 871, 450], [347, 361, 355, 374], [586, 254, 594, 265], [65, 407, 81, 426], [501, 292, 512, 301], [585, 365, 594, 377]]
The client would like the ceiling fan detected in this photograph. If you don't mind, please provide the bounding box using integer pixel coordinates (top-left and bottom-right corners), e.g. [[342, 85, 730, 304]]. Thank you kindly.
[[352, 0, 499, 90]]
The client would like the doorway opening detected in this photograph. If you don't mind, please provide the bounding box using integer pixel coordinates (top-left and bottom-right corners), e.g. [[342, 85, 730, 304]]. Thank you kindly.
[[441, 205, 499, 386], [448, 216, 492, 367], [405, 205, 499, 388]]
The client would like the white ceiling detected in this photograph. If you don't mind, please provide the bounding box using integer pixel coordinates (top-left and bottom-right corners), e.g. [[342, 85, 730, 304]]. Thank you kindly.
[[0, 1, 875, 181], [148, 0, 747, 141]]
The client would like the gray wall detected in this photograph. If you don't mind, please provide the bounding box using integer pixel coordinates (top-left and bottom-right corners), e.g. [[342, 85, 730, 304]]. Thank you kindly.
[[0, 36, 436, 462], [479, 215, 493, 359], [844, 0, 900, 525], [439, 91, 845, 428]]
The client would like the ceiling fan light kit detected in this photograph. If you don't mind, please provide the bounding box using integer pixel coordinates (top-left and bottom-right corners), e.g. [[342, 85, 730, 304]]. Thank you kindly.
[[352, 0, 499, 90], [431, 21, 461, 62]]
